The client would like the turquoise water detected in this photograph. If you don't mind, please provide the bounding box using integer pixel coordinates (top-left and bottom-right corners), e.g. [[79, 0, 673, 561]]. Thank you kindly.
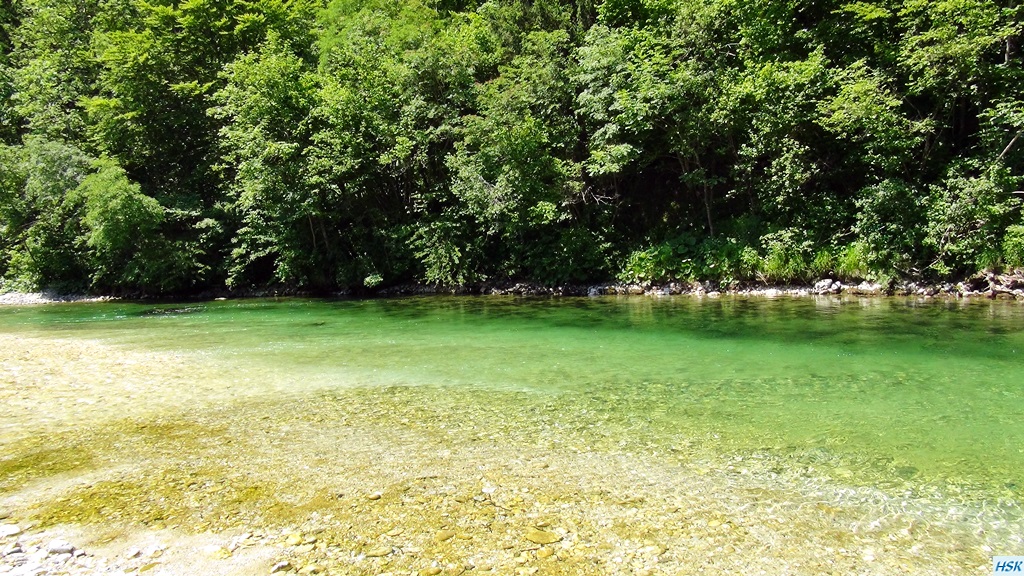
[[2, 295, 1023, 500]]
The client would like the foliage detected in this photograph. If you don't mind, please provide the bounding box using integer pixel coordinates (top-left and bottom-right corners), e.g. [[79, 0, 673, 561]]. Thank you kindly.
[[854, 179, 928, 274], [72, 157, 166, 291], [0, 0, 20, 144], [8, 0, 104, 142], [0, 138, 91, 291], [3, 0, 1024, 294], [211, 34, 320, 288], [924, 165, 1019, 275], [1004, 225, 1024, 269]]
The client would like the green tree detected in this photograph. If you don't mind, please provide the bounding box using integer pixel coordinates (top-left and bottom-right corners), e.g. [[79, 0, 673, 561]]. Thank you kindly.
[[438, 29, 606, 284], [0, 137, 91, 291], [1, 0, 21, 144], [8, 0, 109, 143], [72, 157, 168, 291], [212, 34, 320, 288], [82, 0, 320, 289]]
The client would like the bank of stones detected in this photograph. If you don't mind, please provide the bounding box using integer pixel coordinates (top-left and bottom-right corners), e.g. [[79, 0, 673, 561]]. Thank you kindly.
[[376, 270, 1024, 300], [3, 271, 1024, 304]]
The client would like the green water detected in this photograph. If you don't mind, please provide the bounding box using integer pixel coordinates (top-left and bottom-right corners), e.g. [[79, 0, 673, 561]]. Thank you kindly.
[[3, 295, 1024, 502]]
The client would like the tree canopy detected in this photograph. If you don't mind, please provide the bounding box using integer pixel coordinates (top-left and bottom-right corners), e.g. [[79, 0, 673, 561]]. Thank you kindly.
[[2, 0, 1022, 294]]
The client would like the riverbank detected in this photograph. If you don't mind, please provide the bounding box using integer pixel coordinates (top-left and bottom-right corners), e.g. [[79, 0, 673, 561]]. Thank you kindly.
[[379, 271, 1024, 299], [0, 292, 116, 306], [0, 332, 1012, 576], [3, 270, 1024, 305]]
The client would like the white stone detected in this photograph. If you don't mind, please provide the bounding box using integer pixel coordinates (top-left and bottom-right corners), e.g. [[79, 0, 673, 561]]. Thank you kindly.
[[46, 540, 75, 555]]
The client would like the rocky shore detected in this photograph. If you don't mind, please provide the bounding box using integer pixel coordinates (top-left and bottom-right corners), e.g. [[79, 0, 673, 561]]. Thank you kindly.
[[0, 292, 115, 306], [377, 271, 1024, 300], [0, 529, 136, 576], [0, 523, 286, 576], [3, 271, 1023, 304]]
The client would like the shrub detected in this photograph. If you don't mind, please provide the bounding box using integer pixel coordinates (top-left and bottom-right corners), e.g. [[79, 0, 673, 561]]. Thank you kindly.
[[854, 179, 926, 275], [834, 242, 871, 280], [1004, 225, 1024, 270], [925, 168, 1016, 276], [756, 229, 812, 283]]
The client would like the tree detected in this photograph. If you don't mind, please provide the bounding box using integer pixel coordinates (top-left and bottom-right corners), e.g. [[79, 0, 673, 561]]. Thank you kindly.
[[0, 137, 91, 291], [72, 157, 168, 291]]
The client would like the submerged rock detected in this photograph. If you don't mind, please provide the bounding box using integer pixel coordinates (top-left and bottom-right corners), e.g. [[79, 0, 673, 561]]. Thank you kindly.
[[365, 546, 392, 558], [524, 528, 561, 544]]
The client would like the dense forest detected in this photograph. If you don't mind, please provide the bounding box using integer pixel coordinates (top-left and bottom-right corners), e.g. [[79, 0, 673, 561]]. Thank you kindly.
[[0, 0, 1022, 295]]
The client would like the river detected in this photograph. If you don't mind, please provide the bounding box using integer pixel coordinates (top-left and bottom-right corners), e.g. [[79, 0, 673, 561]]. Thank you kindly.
[[1, 295, 1021, 574]]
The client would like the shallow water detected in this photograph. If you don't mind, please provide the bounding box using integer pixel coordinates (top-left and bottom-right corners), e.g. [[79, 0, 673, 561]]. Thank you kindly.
[[2, 295, 1023, 573], [3, 296, 1023, 490]]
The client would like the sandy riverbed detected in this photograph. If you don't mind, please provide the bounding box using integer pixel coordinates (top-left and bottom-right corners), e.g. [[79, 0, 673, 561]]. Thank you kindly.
[[0, 334, 1012, 575]]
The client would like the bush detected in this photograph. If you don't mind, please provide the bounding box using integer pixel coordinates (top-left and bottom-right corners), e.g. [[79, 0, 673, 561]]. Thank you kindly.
[[1004, 225, 1024, 270], [755, 229, 812, 283], [73, 158, 167, 291], [616, 234, 748, 284], [925, 167, 1017, 276], [0, 138, 92, 291], [834, 242, 871, 280], [854, 179, 926, 274]]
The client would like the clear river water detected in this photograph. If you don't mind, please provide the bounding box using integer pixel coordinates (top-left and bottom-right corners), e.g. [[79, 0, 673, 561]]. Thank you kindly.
[[1, 295, 1023, 574]]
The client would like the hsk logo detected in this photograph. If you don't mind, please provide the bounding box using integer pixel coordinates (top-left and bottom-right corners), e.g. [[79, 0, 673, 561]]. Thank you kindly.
[[995, 557, 1024, 573]]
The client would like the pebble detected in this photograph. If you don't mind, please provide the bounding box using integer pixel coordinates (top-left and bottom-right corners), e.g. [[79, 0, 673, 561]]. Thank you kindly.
[[204, 545, 232, 559], [524, 528, 561, 545], [365, 546, 392, 558], [0, 525, 21, 538], [536, 548, 554, 559], [46, 541, 75, 556], [270, 560, 292, 573], [435, 530, 456, 542], [144, 545, 164, 558], [285, 533, 303, 546], [418, 568, 441, 576]]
